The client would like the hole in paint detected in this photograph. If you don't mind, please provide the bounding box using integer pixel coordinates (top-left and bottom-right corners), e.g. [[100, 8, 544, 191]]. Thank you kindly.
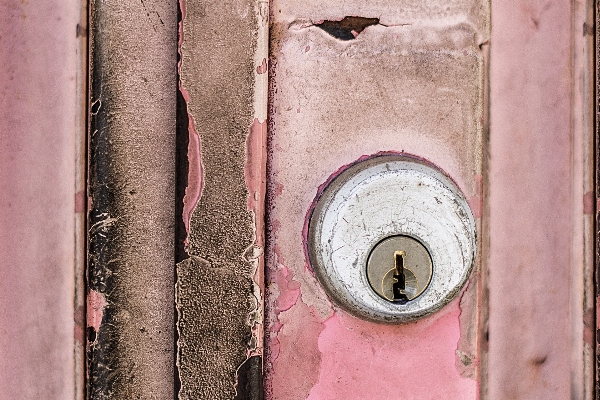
[[87, 326, 97, 342], [315, 16, 379, 41]]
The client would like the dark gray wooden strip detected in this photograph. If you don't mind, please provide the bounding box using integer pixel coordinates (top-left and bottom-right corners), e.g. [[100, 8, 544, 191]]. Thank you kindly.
[[87, 1, 177, 398]]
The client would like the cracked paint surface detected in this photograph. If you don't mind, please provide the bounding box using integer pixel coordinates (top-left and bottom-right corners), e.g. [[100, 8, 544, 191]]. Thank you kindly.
[[265, 0, 488, 397]]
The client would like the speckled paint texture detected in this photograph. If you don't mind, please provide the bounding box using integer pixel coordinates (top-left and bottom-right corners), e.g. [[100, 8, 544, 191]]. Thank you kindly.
[[176, 0, 268, 398], [87, 1, 177, 398], [265, 0, 489, 398]]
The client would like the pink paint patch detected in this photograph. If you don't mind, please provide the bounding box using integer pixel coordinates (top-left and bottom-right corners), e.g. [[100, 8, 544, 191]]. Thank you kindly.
[[270, 301, 324, 399], [74, 190, 85, 213], [256, 58, 267, 74], [307, 303, 476, 399], [180, 85, 204, 241], [86, 290, 107, 333], [274, 182, 284, 196], [274, 265, 301, 313], [583, 191, 594, 215], [178, 0, 203, 244]]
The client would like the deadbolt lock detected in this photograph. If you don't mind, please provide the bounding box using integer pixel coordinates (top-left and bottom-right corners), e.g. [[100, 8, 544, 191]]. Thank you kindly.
[[307, 154, 476, 323]]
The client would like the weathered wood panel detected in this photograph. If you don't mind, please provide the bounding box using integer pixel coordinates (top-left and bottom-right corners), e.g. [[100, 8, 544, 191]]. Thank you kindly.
[[0, 1, 80, 398], [87, 1, 177, 398]]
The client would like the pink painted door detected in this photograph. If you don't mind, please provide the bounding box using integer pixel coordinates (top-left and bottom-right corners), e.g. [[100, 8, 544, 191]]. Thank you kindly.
[[263, 5, 487, 398], [262, 0, 595, 398]]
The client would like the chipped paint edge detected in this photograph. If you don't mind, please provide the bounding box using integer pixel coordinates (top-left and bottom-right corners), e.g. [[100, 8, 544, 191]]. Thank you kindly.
[[234, 0, 270, 395]]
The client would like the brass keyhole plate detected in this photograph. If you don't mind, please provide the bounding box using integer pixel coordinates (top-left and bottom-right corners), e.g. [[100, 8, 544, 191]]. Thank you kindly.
[[367, 235, 433, 302]]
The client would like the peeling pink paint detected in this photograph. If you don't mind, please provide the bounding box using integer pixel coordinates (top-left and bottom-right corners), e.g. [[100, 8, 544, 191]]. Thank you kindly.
[[268, 277, 324, 398], [307, 303, 475, 399], [87, 290, 107, 334], [244, 118, 267, 358], [178, 0, 204, 244], [256, 58, 267, 74]]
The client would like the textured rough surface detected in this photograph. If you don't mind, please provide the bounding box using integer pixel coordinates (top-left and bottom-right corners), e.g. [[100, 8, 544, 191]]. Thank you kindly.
[[488, 0, 595, 398], [87, 1, 177, 398], [0, 1, 79, 398], [176, 0, 267, 398], [265, 0, 488, 398]]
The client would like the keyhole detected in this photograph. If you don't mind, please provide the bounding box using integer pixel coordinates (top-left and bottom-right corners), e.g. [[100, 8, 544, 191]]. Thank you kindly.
[[392, 251, 409, 304], [366, 235, 432, 302]]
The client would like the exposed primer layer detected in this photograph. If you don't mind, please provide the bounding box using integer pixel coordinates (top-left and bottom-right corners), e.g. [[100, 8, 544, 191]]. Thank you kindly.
[[87, 1, 177, 398], [176, 0, 266, 398]]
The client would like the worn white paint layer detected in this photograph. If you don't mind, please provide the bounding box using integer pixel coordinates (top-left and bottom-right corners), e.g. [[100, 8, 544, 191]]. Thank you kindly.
[[308, 156, 476, 322]]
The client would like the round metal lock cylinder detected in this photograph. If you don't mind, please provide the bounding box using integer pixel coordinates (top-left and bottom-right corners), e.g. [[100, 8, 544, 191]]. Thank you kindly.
[[307, 154, 477, 323], [366, 235, 433, 303]]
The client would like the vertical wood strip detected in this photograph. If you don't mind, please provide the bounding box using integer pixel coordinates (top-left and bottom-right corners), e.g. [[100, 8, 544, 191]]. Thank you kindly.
[[87, 1, 177, 398], [488, 0, 594, 397], [0, 1, 79, 398], [176, 0, 268, 398]]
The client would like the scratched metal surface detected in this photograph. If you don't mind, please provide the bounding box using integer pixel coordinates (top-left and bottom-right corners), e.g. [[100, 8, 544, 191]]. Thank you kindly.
[[265, 0, 489, 397], [307, 155, 477, 322]]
